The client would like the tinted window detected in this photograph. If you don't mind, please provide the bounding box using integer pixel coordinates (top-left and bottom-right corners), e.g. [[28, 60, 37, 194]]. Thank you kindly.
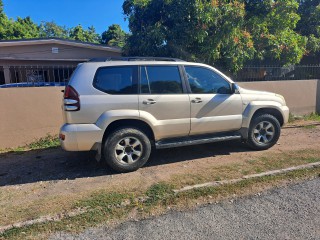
[[185, 66, 231, 94], [141, 66, 183, 94], [94, 66, 137, 94]]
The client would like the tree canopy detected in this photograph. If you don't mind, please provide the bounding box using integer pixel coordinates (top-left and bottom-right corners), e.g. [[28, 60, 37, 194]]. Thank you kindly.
[[123, 0, 309, 71], [101, 24, 127, 48], [297, 0, 320, 54], [69, 25, 101, 43], [39, 21, 69, 38]]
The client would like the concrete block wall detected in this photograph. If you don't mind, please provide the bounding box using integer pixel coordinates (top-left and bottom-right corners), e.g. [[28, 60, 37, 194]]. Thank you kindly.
[[0, 80, 319, 149]]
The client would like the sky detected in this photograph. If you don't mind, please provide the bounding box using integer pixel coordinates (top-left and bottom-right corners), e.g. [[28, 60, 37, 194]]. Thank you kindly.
[[2, 0, 130, 34]]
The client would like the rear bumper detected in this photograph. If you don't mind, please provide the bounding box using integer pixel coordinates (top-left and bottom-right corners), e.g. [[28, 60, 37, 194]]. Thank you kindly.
[[59, 123, 103, 151]]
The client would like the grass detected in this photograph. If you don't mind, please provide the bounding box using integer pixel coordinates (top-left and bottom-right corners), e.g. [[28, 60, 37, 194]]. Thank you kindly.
[[303, 112, 320, 121], [288, 112, 296, 123], [0, 134, 60, 154], [303, 125, 316, 129], [1, 166, 319, 240], [289, 112, 320, 124], [170, 149, 320, 188]]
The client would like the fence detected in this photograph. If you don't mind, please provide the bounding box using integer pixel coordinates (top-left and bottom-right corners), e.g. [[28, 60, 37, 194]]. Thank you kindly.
[[226, 65, 320, 82], [0, 65, 77, 87], [0, 64, 319, 87]]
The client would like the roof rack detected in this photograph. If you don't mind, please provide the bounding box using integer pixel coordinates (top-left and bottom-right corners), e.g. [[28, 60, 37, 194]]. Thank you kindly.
[[88, 57, 185, 62]]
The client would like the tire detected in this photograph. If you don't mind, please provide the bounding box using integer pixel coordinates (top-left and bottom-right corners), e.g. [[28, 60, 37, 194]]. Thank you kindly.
[[103, 127, 151, 173], [247, 114, 281, 150]]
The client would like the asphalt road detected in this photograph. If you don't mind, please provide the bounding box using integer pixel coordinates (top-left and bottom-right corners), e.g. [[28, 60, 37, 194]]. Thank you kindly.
[[51, 178, 320, 240]]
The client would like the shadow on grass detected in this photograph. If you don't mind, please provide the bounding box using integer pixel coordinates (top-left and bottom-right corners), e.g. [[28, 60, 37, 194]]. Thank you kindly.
[[0, 141, 251, 187]]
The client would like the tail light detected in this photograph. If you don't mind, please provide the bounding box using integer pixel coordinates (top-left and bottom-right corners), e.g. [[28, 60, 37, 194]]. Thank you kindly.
[[64, 85, 80, 111]]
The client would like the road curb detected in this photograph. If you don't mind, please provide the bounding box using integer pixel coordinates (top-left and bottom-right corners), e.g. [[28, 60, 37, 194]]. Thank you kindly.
[[0, 208, 86, 234], [173, 162, 320, 193]]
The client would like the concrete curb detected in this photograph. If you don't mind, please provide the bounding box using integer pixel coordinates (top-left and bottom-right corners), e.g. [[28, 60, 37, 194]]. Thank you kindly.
[[173, 162, 320, 193], [0, 208, 86, 234]]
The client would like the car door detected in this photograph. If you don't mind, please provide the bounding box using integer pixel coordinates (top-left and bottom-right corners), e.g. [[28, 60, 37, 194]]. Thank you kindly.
[[185, 66, 243, 135], [138, 65, 190, 140]]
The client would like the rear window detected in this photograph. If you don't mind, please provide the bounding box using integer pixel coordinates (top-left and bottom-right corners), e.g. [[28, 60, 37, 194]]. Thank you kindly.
[[93, 66, 138, 94], [140, 66, 183, 94]]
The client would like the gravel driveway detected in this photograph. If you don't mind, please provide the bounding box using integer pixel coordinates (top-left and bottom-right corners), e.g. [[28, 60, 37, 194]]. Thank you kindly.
[[52, 178, 320, 240]]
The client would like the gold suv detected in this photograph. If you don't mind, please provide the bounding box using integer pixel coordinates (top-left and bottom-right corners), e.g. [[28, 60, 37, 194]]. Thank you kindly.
[[60, 57, 289, 172]]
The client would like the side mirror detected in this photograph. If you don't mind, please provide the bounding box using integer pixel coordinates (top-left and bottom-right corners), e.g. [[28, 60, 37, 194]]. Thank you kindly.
[[231, 83, 240, 94]]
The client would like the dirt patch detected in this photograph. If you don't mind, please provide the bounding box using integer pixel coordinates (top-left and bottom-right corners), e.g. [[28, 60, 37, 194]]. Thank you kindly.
[[0, 123, 320, 226]]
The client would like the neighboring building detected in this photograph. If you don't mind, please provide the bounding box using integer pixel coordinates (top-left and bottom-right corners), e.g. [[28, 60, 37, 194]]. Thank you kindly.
[[0, 38, 122, 85]]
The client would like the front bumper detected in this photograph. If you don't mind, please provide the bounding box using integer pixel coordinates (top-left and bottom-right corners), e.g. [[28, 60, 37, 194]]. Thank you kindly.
[[281, 106, 290, 125], [59, 123, 103, 151]]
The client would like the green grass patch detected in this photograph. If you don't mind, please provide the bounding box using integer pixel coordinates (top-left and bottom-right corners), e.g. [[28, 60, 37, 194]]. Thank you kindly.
[[145, 183, 174, 206], [289, 112, 320, 124], [0, 134, 60, 154], [303, 112, 320, 122], [303, 125, 316, 129]]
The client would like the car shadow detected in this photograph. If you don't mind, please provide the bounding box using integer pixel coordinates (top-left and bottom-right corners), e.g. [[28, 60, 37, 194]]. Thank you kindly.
[[0, 141, 251, 187]]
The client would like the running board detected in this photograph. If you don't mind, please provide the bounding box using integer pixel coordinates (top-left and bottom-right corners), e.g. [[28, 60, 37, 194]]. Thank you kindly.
[[155, 134, 242, 149]]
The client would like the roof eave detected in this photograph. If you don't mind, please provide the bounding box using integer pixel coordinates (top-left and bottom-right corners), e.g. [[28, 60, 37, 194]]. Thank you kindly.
[[0, 38, 122, 53]]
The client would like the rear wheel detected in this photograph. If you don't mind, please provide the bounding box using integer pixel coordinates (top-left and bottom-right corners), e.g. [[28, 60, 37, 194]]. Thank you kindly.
[[103, 127, 151, 172], [247, 114, 281, 150]]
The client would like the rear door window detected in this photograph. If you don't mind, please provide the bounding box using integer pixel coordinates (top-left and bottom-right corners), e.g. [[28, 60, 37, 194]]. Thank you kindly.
[[140, 66, 183, 94], [93, 66, 138, 94]]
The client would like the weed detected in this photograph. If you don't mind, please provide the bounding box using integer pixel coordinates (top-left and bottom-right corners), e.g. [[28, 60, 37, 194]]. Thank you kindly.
[[145, 183, 174, 205], [304, 112, 320, 122], [0, 134, 59, 153]]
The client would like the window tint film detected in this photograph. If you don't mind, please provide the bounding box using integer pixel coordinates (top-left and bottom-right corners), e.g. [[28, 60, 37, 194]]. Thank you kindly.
[[141, 66, 183, 94], [185, 66, 231, 94], [94, 66, 137, 94]]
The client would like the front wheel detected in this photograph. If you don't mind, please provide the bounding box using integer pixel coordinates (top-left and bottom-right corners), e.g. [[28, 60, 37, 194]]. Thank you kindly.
[[103, 127, 151, 173], [247, 114, 281, 150]]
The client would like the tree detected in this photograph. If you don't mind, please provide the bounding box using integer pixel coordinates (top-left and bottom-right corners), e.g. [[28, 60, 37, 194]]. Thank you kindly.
[[0, 0, 39, 40], [296, 0, 320, 54], [0, 0, 12, 40], [123, 0, 307, 71], [123, 0, 256, 71], [244, 0, 307, 65], [8, 16, 39, 39], [39, 21, 69, 38], [101, 24, 127, 48], [69, 25, 100, 43]]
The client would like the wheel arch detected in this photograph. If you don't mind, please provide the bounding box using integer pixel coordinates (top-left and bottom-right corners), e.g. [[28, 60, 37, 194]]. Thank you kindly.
[[102, 119, 155, 145], [251, 108, 284, 126]]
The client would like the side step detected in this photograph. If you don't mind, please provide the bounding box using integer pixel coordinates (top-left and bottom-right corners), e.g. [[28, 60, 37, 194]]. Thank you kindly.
[[155, 134, 242, 149]]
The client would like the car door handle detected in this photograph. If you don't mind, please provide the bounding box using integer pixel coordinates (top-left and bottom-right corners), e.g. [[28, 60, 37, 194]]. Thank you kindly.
[[191, 98, 203, 103], [143, 99, 157, 105]]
